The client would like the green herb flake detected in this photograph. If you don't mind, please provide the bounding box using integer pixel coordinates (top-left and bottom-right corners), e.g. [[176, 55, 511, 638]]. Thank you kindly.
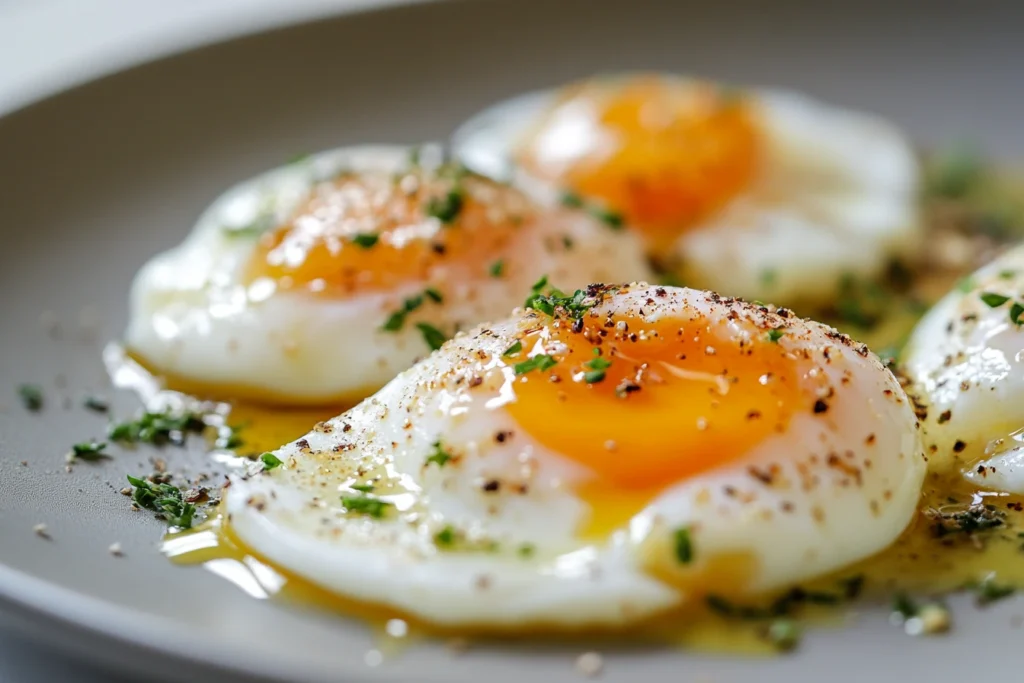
[[260, 452, 283, 470], [891, 592, 918, 620], [560, 191, 585, 209], [126, 475, 196, 529], [82, 395, 109, 413], [590, 206, 624, 230], [1000, 269, 1018, 280], [980, 292, 1011, 308], [416, 322, 448, 351], [767, 328, 786, 343], [69, 440, 109, 462], [425, 440, 453, 468], [108, 410, 206, 446], [518, 543, 536, 558], [434, 525, 456, 547], [956, 277, 977, 293], [426, 189, 465, 223], [424, 287, 444, 303], [673, 526, 694, 564], [1010, 302, 1024, 326], [970, 576, 1016, 606], [381, 295, 425, 332], [927, 148, 981, 199], [514, 354, 558, 376], [503, 340, 523, 357], [18, 384, 43, 411], [583, 351, 612, 384], [350, 483, 375, 493], [352, 233, 379, 249], [489, 259, 505, 278], [763, 618, 800, 652], [340, 493, 393, 519]]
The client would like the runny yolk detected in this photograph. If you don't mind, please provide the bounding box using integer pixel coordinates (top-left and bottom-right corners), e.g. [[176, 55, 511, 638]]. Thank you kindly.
[[518, 76, 764, 248], [244, 170, 533, 296], [505, 311, 805, 490]]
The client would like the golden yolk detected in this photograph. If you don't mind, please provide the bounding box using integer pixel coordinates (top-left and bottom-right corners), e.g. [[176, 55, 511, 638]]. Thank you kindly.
[[505, 312, 804, 490], [518, 77, 763, 248], [245, 171, 533, 296]]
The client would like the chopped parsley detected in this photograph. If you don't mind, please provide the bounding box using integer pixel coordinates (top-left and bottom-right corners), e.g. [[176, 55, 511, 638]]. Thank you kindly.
[[503, 340, 523, 357], [69, 440, 109, 462], [1000, 269, 1018, 279], [767, 328, 786, 343], [518, 543, 536, 558], [350, 483, 375, 493], [1011, 302, 1024, 325], [425, 440, 453, 468], [980, 291, 1011, 307], [126, 475, 196, 529], [382, 289, 444, 332], [583, 350, 612, 384], [956, 276, 977, 293], [673, 526, 694, 564], [82, 395, 109, 413], [523, 277, 600, 321], [18, 384, 43, 411], [416, 322, 448, 351], [260, 452, 283, 470], [969, 576, 1015, 606], [930, 503, 1005, 537], [927, 147, 981, 199], [426, 189, 465, 223], [489, 259, 505, 277], [514, 353, 558, 375], [434, 525, 456, 547], [707, 576, 865, 620], [560, 191, 585, 209], [108, 410, 206, 446], [763, 619, 800, 652], [891, 593, 918, 620], [340, 493, 393, 519], [590, 206, 624, 230], [351, 233, 379, 248], [215, 425, 245, 450]]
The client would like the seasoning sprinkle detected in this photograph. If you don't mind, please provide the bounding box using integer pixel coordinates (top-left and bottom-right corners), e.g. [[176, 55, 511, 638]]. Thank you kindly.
[[673, 526, 694, 564], [425, 440, 453, 468], [514, 354, 558, 375], [260, 452, 283, 471]]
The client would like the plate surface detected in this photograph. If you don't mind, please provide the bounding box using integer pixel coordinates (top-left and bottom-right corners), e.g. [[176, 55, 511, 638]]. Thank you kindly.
[[1, 0, 1023, 681]]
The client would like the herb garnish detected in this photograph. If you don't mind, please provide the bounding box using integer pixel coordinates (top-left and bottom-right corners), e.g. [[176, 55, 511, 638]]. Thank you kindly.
[[503, 340, 522, 357], [1011, 302, 1024, 326], [980, 291, 1011, 307], [260, 452, 283, 470], [560, 191, 585, 209], [706, 576, 865, 620], [523, 276, 601, 322], [763, 619, 800, 652], [767, 328, 786, 343], [82, 395, 109, 413], [424, 287, 443, 303], [352, 233, 379, 249], [425, 440, 453, 468], [929, 503, 1005, 537], [558, 190, 625, 229], [583, 350, 612, 384], [927, 147, 981, 199], [968, 576, 1016, 606], [351, 483, 375, 493], [518, 543, 536, 558], [18, 384, 43, 411], [109, 410, 206, 446], [489, 259, 505, 277], [434, 525, 456, 547], [514, 354, 558, 376], [416, 322, 448, 351], [673, 526, 694, 564], [126, 475, 196, 529], [69, 440, 109, 462], [382, 288, 444, 332], [340, 493, 393, 519], [426, 189, 465, 223]]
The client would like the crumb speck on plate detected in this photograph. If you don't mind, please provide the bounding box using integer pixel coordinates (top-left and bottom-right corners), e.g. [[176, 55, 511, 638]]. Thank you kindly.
[[33, 523, 50, 540], [575, 651, 604, 678], [108, 542, 124, 557]]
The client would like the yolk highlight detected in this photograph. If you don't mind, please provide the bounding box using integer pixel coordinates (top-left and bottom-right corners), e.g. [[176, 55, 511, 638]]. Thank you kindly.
[[518, 77, 763, 248], [505, 313, 804, 490], [245, 171, 532, 296]]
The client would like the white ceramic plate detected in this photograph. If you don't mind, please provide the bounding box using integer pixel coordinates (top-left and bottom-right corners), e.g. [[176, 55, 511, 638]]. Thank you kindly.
[[1, 1, 1023, 681]]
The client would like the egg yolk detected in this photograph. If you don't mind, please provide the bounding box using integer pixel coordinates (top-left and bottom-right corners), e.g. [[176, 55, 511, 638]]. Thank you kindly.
[[245, 169, 533, 296], [518, 76, 763, 248], [505, 305, 805, 490]]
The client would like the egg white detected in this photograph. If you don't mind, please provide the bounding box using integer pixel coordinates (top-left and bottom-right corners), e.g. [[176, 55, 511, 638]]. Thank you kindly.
[[125, 144, 653, 404], [226, 284, 925, 627], [904, 243, 1024, 491], [451, 75, 921, 307]]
